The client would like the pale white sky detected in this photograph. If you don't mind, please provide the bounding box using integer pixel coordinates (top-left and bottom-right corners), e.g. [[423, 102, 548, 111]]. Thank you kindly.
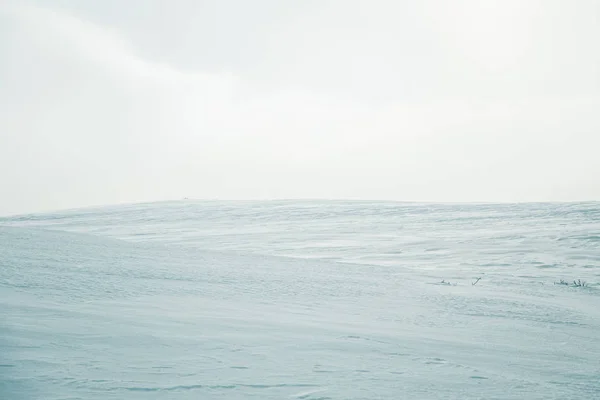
[[1, 0, 599, 215]]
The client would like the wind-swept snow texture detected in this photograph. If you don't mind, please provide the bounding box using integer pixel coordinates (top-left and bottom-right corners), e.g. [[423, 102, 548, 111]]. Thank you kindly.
[[1, 201, 599, 399]]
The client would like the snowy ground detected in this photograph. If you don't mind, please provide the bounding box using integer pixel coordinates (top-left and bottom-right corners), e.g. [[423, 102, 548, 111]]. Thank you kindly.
[[1, 201, 599, 399]]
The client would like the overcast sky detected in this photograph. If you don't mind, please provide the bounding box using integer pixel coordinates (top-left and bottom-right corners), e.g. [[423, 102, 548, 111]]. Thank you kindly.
[[1, 0, 599, 215]]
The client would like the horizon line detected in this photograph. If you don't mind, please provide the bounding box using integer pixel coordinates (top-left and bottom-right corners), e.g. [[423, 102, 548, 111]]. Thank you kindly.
[[1, 197, 598, 219]]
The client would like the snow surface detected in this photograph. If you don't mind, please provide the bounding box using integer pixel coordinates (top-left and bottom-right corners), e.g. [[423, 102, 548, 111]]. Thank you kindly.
[[1, 200, 599, 399]]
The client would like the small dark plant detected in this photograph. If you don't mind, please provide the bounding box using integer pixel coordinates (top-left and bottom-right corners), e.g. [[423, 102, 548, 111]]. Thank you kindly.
[[573, 279, 587, 287], [554, 279, 587, 287], [440, 280, 455, 286]]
